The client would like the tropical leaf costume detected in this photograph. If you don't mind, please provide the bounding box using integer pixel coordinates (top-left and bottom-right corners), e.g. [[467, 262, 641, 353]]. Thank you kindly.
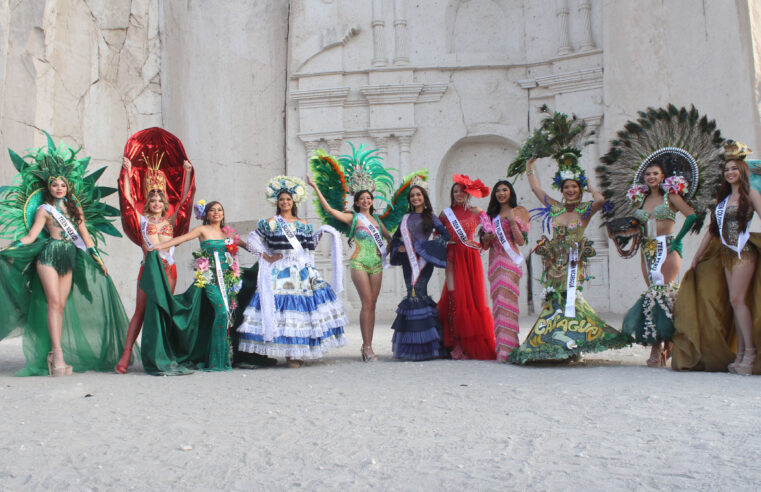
[[0, 133, 129, 376], [507, 109, 630, 364]]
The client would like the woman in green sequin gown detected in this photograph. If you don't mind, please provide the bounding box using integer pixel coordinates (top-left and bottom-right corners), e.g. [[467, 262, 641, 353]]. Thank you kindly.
[[140, 201, 245, 375], [509, 158, 631, 364]]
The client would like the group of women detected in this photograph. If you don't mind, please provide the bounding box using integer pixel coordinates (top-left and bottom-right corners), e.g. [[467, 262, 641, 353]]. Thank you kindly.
[[1, 108, 760, 377]]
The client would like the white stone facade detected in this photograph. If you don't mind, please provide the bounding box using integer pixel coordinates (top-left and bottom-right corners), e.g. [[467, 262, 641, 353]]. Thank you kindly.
[[1, 0, 760, 318]]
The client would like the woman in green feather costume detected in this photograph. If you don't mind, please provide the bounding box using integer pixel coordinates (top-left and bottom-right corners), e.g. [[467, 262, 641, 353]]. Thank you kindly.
[[0, 134, 129, 376]]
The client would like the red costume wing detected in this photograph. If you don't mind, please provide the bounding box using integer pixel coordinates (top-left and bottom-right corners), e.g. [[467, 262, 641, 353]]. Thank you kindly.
[[118, 127, 196, 246]]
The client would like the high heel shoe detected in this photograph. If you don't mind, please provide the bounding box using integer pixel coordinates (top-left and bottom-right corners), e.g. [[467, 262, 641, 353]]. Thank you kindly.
[[646, 344, 664, 368], [727, 351, 744, 373], [361, 345, 378, 362], [733, 348, 757, 376], [47, 350, 72, 377]]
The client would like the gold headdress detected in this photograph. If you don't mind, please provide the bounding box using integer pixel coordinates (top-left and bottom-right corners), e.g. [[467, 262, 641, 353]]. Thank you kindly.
[[141, 151, 168, 195]]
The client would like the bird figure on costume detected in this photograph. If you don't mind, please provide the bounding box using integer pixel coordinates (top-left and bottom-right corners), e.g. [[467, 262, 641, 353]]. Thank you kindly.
[[596, 104, 722, 367], [506, 106, 630, 364], [0, 131, 129, 376], [307, 142, 429, 361]]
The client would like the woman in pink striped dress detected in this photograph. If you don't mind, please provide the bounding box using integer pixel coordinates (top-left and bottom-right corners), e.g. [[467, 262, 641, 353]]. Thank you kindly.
[[481, 180, 529, 361]]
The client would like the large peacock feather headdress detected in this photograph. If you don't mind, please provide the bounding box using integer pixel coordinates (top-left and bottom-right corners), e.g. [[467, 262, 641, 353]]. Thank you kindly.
[[0, 131, 121, 244], [597, 104, 723, 232], [596, 105, 723, 258]]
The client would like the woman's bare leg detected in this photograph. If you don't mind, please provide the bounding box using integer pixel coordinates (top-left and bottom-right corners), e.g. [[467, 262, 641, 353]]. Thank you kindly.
[[36, 263, 72, 368], [725, 252, 756, 353], [351, 269, 382, 357]]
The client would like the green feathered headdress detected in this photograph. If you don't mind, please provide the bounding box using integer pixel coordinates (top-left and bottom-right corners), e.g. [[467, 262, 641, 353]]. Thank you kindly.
[[507, 104, 595, 177], [0, 131, 121, 244]]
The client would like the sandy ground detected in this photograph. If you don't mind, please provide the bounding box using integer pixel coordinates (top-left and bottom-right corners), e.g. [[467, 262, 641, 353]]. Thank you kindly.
[[1, 313, 760, 491]]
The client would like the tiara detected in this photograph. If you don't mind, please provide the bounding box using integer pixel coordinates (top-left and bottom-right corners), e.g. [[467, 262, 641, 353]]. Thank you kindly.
[[723, 139, 751, 161], [410, 174, 428, 192]]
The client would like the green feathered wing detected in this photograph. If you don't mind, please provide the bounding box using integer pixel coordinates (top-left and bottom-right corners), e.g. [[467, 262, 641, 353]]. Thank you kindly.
[[309, 150, 351, 236], [379, 169, 428, 234], [0, 132, 121, 245]]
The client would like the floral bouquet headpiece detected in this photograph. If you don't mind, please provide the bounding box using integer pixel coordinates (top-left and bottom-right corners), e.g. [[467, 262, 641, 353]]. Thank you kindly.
[[265, 175, 307, 204], [552, 152, 588, 190]]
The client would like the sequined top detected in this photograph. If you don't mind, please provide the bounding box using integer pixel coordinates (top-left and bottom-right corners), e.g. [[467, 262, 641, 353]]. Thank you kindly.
[[722, 205, 752, 250], [144, 217, 174, 237], [349, 212, 383, 271], [440, 204, 485, 248], [634, 193, 676, 223]]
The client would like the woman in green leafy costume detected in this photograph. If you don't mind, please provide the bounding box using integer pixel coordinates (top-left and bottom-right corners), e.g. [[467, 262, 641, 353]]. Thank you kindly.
[[507, 109, 630, 363], [0, 133, 128, 376]]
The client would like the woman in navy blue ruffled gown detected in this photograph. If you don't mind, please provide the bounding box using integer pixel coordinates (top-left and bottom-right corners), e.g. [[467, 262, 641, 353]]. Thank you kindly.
[[388, 181, 449, 360]]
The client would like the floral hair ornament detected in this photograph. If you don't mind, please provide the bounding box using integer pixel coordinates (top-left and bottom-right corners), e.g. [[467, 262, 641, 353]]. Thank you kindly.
[[552, 152, 588, 190], [662, 175, 688, 196], [265, 175, 307, 204], [452, 174, 490, 198], [723, 139, 751, 161], [193, 199, 207, 220]]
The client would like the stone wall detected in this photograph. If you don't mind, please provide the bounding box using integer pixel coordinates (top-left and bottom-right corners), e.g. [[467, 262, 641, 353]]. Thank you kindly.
[[0, 0, 759, 318]]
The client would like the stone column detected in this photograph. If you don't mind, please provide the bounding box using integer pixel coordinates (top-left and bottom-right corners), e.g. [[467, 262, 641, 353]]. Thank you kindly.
[[578, 0, 596, 50], [555, 0, 572, 55], [372, 0, 387, 67], [373, 135, 388, 162], [303, 140, 321, 154], [397, 134, 413, 175], [327, 138, 343, 155], [393, 0, 409, 65]]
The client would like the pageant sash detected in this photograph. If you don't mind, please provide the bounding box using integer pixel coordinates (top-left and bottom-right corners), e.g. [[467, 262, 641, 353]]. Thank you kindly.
[[41, 204, 86, 251], [493, 216, 524, 266], [356, 213, 388, 269], [648, 235, 668, 286], [716, 196, 750, 259], [246, 232, 275, 342], [213, 251, 230, 317], [314, 225, 344, 293], [564, 248, 579, 318], [401, 214, 427, 286], [139, 215, 175, 265], [444, 207, 478, 249], [275, 215, 304, 255]]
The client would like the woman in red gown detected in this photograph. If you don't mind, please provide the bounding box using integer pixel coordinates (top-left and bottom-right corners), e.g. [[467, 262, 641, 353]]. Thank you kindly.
[[438, 175, 496, 360]]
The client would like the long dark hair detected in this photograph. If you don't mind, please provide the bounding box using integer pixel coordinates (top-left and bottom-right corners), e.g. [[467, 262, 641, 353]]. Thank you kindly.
[[710, 159, 752, 236], [202, 200, 226, 228], [486, 180, 518, 218], [275, 191, 298, 217], [351, 190, 375, 215], [408, 185, 434, 234], [643, 162, 666, 199], [44, 179, 81, 225], [348, 190, 375, 247]]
